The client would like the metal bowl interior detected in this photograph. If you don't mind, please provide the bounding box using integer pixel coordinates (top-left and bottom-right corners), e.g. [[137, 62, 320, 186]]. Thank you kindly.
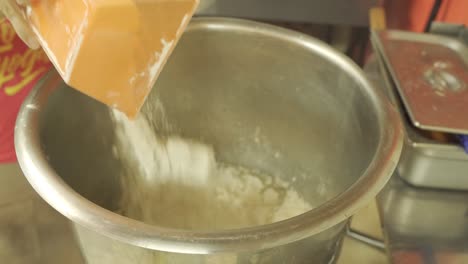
[[15, 18, 403, 253]]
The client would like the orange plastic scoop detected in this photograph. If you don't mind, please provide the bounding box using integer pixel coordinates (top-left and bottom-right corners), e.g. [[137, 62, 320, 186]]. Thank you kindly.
[[26, 0, 199, 118]]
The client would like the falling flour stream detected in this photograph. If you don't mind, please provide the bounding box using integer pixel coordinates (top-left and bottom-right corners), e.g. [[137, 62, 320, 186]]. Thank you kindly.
[[110, 109, 312, 230]]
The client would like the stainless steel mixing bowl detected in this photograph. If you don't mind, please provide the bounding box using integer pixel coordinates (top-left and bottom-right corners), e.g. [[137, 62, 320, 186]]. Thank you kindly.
[[15, 18, 403, 263]]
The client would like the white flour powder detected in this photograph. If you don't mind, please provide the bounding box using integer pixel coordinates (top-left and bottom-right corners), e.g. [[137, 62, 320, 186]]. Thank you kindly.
[[111, 109, 312, 230]]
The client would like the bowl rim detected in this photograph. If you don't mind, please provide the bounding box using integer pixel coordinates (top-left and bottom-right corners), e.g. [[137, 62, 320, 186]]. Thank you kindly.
[[15, 17, 403, 254]]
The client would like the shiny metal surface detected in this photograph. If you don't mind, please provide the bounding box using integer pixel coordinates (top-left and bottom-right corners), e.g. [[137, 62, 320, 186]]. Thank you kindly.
[[0, 164, 387, 264], [346, 228, 385, 252], [15, 18, 402, 263], [0, 163, 379, 264], [371, 35, 468, 191], [430, 22, 468, 43], [378, 176, 468, 264], [0, 163, 84, 264], [372, 30, 468, 135], [364, 54, 468, 264]]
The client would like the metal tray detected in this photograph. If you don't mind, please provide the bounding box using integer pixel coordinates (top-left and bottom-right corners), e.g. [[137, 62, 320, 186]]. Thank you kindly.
[[368, 34, 468, 190], [372, 30, 468, 135]]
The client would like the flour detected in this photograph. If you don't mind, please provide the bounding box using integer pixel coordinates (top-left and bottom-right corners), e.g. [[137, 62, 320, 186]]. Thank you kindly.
[[111, 109, 312, 230]]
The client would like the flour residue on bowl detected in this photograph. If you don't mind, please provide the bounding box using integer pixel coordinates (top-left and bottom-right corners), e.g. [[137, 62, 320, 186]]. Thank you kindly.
[[110, 109, 312, 230]]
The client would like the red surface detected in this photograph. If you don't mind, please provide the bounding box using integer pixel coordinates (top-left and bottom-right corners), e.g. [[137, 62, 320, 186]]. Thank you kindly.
[[391, 250, 425, 264], [437, 0, 468, 25], [385, 0, 468, 32], [385, 0, 434, 32], [0, 19, 51, 163]]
